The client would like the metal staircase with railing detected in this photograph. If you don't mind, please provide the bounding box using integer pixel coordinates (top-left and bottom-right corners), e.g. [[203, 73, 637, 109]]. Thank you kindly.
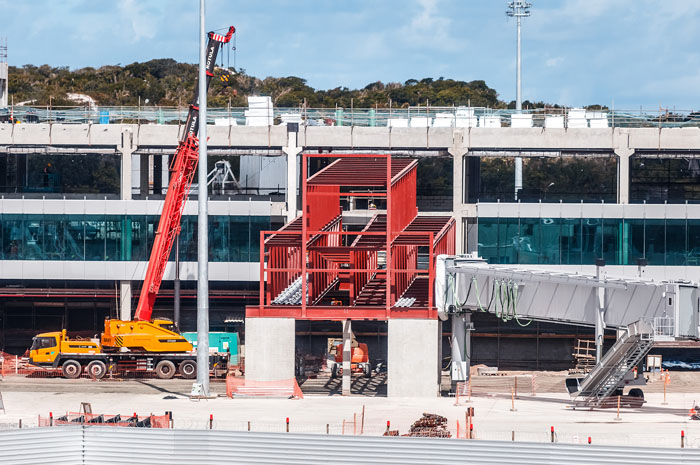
[[571, 320, 655, 407]]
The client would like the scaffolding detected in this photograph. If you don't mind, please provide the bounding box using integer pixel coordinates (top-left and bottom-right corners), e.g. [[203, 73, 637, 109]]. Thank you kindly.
[[570, 339, 596, 374], [246, 154, 455, 320], [0, 37, 8, 108]]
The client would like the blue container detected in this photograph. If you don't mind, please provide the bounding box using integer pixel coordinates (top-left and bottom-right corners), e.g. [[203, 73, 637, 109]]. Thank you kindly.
[[182, 332, 239, 364]]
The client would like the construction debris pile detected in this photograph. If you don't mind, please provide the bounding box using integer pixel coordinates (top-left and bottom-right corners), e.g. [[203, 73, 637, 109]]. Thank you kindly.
[[384, 413, 451, 438]]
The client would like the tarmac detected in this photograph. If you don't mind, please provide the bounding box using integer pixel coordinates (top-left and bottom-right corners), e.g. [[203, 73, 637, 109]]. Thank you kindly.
[[0, 372, 698, 448]]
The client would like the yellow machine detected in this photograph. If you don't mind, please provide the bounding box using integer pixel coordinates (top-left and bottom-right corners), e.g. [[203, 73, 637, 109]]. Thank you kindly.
[[29, 329, 100, 365], [29, 321, 202, 380], [101, 318, 192, 353], [29, 320, 192, 365]]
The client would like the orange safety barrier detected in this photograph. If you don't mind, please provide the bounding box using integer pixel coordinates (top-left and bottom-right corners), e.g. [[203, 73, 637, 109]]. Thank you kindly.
[[38, 412, 170, 428], [226, 376, 304, 399]]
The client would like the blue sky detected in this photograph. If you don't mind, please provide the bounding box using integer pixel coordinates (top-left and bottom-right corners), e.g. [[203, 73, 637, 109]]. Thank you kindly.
[[1, 0, 699, 109]]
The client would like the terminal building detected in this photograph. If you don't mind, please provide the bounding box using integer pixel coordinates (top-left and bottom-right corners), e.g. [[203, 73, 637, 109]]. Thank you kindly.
[[1, 101, 699, 378]]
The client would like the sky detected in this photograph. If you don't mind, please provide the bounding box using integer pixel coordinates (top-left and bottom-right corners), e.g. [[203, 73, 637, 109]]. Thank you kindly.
[[1, 0, 699, 109]]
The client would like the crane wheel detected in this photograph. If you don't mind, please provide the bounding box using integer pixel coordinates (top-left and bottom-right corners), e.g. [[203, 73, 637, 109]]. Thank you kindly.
[[331, 363, 339, 379], [363, 363, 372, 378], [87, 360, 107, 380], [62, 360, 82, 379], [155, 360, 176, 379], [178, 360, 197, 379]]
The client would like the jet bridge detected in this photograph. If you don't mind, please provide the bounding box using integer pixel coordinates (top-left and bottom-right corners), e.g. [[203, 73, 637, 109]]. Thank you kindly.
[[436, 254, 700, 406]]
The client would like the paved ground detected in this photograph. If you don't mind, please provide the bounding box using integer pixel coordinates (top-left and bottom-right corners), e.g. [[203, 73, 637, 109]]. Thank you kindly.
[[0, 372, 698, 448]]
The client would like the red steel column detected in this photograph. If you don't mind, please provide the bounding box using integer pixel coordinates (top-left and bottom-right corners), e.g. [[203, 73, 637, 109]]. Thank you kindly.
[[301, 153, 308, 318], [386, 155, 392, 318]]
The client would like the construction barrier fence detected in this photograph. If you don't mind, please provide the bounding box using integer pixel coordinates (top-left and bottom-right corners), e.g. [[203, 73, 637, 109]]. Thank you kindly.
[[37, 412, 170, 429], [226, 376, 304, 399], [0, 351, 228, 381], [455, 375, 538, 405]]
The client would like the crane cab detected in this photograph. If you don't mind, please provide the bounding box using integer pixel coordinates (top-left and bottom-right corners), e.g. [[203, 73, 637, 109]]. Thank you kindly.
[[29, 330, 101, 366]]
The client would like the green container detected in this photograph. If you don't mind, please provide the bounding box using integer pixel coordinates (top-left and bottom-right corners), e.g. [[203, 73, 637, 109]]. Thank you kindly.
[[335, 108, 344, 126], [182, 332, 239, 364]]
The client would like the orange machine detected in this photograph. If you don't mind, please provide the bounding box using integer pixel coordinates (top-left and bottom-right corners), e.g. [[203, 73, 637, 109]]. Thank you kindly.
[[332, 342, 372, 378]]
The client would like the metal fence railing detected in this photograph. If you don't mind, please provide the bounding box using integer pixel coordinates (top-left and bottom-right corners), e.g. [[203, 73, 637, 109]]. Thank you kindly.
[[2, 105, 699, 129]]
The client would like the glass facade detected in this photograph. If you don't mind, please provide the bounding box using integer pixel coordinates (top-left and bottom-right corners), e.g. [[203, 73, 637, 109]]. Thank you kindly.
[[478, 217, 700, 266], [0, 153, 120, 195], [473, 156, 617, 203], [630, 157, 700, 204], [0, 214, 269, 262]]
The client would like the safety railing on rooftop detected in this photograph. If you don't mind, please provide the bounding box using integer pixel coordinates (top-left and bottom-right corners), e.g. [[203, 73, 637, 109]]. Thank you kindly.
[[1, 105, 699, 128]]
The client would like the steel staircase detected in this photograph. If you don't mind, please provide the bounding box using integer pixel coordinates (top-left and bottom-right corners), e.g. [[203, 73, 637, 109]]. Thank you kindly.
[[572, 320, 654, 407]]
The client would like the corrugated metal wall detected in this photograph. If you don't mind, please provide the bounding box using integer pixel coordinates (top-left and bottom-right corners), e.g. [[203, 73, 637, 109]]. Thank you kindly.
[[1, 427, 699, 465], [0, 428, 82, 465]]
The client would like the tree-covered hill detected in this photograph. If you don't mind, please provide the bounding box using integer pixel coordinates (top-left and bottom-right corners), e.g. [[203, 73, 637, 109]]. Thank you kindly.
[[8, 59, 504, 108]]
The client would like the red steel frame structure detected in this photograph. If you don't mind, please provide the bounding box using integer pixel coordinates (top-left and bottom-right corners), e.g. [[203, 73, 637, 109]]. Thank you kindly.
[[246, 154, 454, 321]]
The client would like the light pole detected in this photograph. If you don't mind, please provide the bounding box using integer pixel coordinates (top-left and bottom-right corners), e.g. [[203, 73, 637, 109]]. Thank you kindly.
[[196, 0, 210, 396], [507, 1, 532, 200], [543, 182, 555, 201]]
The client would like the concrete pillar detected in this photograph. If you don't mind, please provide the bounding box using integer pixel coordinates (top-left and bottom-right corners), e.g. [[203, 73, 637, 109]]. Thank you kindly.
[[449, 143, 468, 255], [615, 147, 633, 204], [244, 317, 295, 381], [283, 123, 302, 223], [450, 313, 470, 388], [388, 319, 440, 397], [342, 320, 352, 396], [119, 129, 134, 200], [119, 281, 132, 321], [595, 263, 606, 363]]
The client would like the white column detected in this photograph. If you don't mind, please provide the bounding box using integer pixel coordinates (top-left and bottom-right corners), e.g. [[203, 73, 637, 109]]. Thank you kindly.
[[615, 147, 633, 204], [388, 319, 439, 397], [450, 313, 470, 386], [119, 129, 134, 200], [119, 281, 132, 321], [244, 317, 296, 381], [595, 264, 606, 363], [449, 141, 468, 254], [283, 124, 302, 223], [342, 320, 352, 396]]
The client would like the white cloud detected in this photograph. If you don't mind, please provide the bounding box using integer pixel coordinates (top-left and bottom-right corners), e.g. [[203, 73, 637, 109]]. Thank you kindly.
[[545, 56, 563, 68], [117, 0, 157, 43], [399, 0, 465, 53]]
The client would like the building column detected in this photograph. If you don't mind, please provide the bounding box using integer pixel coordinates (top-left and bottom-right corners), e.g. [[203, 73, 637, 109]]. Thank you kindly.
[[119, 281, 132, 320], [119, 129, 134, 200], [595, 262, 606, 363], [615, 147, 633, 204], [244, 317, 296, 381], [450, 313, 470, 389], [388, 319, 440, 397], [283, 123, 302, 223], [342, 319, 352, 396], [449, 139, 468, 255]]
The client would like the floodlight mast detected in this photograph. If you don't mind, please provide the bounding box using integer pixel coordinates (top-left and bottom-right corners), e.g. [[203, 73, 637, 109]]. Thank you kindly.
[[506, 1, 532, 201]]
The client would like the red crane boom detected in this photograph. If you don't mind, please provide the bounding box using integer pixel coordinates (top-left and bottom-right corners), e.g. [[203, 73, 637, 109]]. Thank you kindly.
[[134, 26, 235, 321]]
